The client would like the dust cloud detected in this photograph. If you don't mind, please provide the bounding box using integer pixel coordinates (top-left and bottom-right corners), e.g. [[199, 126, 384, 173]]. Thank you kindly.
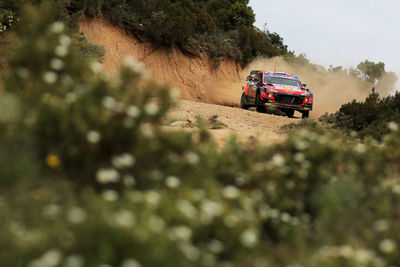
[[209, 57, 376, 117]]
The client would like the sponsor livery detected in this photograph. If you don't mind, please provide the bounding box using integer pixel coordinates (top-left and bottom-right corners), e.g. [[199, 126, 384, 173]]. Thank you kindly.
[[240, 71, 313, 118]]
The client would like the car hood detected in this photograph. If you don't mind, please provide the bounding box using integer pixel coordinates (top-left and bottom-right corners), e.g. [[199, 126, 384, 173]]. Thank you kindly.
[[272, 84, 307, 95]]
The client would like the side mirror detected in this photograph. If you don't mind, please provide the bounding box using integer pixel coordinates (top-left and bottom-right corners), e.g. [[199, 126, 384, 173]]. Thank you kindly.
[[303, 84, 307, 87], [246, 76, 253, 81], [306, 89, 310, 92]]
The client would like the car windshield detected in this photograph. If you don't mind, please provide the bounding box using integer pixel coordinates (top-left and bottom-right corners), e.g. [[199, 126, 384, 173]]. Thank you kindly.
[[265, 77, 302, 87]]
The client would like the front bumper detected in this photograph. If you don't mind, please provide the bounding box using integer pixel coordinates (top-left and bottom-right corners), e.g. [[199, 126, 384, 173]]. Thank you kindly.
[[264, 101, 313, 111]]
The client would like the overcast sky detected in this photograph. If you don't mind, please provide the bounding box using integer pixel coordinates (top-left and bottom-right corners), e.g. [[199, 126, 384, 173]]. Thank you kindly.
[[249, 0, 400, 77]]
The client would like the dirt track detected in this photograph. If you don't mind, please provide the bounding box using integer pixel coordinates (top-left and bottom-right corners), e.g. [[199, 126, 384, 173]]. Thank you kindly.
[[167, 100, 300, 146]]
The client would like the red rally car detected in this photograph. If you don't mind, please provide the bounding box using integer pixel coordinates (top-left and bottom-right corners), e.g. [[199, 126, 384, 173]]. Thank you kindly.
[[240, 70, 314, 118]]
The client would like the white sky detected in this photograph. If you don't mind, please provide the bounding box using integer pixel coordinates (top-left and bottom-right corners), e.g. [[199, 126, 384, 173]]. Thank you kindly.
[[249, 0, 400, 78]]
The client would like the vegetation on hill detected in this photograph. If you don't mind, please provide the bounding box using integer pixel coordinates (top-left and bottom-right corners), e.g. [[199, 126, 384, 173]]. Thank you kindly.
[[2, 2, 400, 266], [320, 91, 400, 141], [0, 0, 289, 65]]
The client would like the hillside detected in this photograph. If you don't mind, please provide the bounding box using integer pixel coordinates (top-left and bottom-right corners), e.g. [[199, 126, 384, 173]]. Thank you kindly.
[[80, 18, 243, 104]]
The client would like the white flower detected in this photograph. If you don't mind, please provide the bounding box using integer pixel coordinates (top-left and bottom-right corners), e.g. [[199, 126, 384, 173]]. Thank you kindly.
[[201, 200, 224, 219], [121, 258, 142, 267], [393, 185, 400, 194], [90, 61, 103, 73], [111, 153, 135, 169], [165, 176, 181, 189], [179, 243, 201, 261], [172, 225, 192, 241], [353, 248, 374, 264], [50, 58, 64, 70], [223, 213, 240, 228], [149, 216, 166, 233], [185, 152, 200, 165], [67, 207, 87, 224], [59, 35, 71, 46], [169, 87, 181, 99], [295, 141, 309, 150], [338, 245, 354, 258], [294, 153, 305, 162], [379, 239, 397, 254], [240, 229, 258, 248], [207, 239, 225, 254], [49, 21, 65, 33], [43, 71, 58, 84], [126, 105, 140, 118], [102, 96, 117, 110], [29, 249, 63, 267], [271, 154, 285, 167], [65, 92, 77, 104], [113, 210, 135, 228], [144, 102, 159, 116], [280, 213, 291, 223], [222, 186, 240, 199], [64, 255, 84, 267], [86, 130, 101, 144], [144, 191, 160, 206], [176, 199, 197, 219], [96, 168, 120, 184], [123, 56, 148, 77], [102, 190, 119, 201], [140, 123, 155, 137], [388, 122, 399, 132], [55, 45, 68, 57], [374, 219, 389, 232]]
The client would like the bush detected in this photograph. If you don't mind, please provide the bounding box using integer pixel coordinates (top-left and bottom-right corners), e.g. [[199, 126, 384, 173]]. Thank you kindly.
[[322, 91, 400, 140], [3, 2, 400, 267], [1, 0, 289, 65]]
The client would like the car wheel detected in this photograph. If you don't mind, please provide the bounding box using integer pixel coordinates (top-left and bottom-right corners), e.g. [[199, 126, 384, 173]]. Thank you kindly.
[[240, 92, 249, 110], [285, 109, 295, 118], [255, 92, 265, 113], [302, 110, 309, 119]]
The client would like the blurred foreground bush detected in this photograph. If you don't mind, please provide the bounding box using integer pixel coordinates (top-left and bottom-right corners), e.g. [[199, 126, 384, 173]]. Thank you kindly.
[[1, 2, 400, 267]]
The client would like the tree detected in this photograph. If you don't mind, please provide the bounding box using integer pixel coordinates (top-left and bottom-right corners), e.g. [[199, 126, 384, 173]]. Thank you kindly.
[[357, 60, 385, 85], [229, 2, 255, 28]]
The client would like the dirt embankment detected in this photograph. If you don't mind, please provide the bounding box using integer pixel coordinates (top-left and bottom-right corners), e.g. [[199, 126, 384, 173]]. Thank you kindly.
[[79, 18, 243, 104]]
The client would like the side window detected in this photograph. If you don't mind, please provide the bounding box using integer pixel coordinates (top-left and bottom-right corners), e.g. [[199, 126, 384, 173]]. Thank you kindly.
[[255, 73, 262, 83]]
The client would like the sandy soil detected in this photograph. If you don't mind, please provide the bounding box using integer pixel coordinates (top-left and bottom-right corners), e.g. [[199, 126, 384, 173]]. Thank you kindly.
[[167, 100, 300, 146], [79, 18, 242, 103]]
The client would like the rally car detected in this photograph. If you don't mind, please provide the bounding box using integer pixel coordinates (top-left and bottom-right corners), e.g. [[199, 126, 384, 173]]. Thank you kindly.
[[240, 71, 313, 118]]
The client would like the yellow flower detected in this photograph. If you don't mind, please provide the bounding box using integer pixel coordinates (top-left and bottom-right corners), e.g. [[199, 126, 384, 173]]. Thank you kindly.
[[46, 154, 61, 168]]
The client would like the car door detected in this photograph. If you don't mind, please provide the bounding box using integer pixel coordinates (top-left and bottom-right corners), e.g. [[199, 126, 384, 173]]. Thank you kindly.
[[249, 73, 262, 103]]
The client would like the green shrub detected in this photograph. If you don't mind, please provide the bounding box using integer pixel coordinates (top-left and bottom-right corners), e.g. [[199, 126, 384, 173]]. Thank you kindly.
[[322, 91, 400, 140], [3, 2, 400, 267]]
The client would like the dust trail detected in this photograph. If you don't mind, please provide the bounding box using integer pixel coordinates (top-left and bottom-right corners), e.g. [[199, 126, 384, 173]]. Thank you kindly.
[[208, 57, 377, 117]]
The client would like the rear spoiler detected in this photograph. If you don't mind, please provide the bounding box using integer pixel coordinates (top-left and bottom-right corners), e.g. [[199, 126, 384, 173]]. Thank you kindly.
[[250, 70, 265, 76]]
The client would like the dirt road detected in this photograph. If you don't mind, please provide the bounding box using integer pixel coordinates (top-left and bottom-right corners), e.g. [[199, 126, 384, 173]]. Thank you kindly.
[[167, 100, 300, 146]]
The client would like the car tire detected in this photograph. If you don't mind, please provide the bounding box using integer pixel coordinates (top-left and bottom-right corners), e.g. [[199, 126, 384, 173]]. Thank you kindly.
[[240, 92, 249, 110], [302, 110, 309, 119], [285, 109, 295, 118], [255, 92, 265, 113]]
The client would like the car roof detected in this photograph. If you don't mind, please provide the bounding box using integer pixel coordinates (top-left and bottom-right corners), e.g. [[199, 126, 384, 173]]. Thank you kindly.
[[251, 70, 301, 82]]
